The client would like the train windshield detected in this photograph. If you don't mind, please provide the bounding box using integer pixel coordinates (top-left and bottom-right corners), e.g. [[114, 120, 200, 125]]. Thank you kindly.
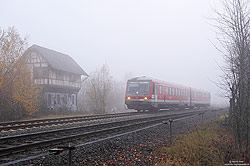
[[127, 81, 150, 95]]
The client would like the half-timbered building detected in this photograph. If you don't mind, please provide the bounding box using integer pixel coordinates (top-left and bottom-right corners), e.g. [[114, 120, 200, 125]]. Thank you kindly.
[[23, 44, 88, 111]]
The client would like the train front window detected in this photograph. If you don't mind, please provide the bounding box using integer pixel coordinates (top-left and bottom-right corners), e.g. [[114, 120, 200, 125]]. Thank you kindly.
[[127, 81, 150, 95]]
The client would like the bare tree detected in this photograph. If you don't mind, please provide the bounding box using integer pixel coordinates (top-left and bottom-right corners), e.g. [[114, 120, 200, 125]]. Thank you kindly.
[[80, 64, 112, 113], [213, 0, 250, 158]]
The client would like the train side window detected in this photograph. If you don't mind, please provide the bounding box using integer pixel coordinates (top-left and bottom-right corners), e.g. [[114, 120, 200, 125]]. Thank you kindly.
[[159, 85, 162, 95], [152, 84, 155, 94], [166, 86, 168, 95]]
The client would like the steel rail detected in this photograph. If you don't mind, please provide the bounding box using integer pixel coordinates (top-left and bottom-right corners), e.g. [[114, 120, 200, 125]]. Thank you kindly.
[[0, 112, 141, 131], [0, 108, 224, 166], [0, 110, 203, 143], [0, 110, 205, 158], [0, 108, 214, 131]]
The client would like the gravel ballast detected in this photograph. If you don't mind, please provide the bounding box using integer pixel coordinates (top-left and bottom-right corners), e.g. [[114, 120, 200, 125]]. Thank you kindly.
[[14, 108, 228, 166]]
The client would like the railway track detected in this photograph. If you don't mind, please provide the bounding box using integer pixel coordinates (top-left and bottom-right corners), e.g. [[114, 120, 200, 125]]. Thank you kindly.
[[0, 109, 211, 164], [0, 112, 142, 131]]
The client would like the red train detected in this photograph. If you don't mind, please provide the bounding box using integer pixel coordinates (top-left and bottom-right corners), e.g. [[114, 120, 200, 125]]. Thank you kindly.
[[125, 76, 211, 112]]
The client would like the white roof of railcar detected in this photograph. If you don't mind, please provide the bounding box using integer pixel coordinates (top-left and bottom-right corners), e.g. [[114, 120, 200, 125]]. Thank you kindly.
[[128, 76, 210, 93]]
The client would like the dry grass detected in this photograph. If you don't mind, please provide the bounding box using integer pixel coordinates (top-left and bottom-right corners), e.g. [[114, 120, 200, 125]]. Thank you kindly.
[[157, 121, 237, 166]]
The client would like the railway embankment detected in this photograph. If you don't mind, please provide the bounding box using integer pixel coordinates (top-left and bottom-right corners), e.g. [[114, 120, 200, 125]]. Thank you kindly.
[[2, 108, 242, 165], [157, 120, 249, 166], [21, 108, 231, 166]]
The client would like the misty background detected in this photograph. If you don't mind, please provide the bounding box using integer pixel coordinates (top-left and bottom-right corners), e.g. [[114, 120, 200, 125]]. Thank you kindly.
[[0, 0, 226, 105]]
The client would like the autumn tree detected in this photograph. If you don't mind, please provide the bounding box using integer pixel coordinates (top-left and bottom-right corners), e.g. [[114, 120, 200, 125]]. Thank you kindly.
[[0, 27, 42, 121]]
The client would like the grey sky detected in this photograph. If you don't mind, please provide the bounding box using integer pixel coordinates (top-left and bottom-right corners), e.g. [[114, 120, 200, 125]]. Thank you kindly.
[[1, 0, 226, 105]]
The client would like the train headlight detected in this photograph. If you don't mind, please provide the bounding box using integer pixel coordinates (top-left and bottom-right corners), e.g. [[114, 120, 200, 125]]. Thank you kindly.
[[144, 97, 148, 100], [127, 97, 131, 100]]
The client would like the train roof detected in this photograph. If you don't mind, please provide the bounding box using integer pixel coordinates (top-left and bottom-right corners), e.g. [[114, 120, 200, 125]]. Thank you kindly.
[[128, 76, 210, 94], [128, 76, 154, 81], [190, 87, 210, 94]]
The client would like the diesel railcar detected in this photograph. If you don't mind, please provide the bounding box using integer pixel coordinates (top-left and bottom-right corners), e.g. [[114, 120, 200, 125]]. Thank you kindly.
[[125, 76, 210, 112]]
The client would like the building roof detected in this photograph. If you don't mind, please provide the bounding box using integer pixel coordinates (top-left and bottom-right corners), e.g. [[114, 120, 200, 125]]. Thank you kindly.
[[26, 44, 88, 76]]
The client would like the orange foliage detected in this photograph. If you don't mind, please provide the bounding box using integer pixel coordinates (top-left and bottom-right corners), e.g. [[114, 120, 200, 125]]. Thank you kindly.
[[0, 27, 42, 119], [12, 58, 42, 115]]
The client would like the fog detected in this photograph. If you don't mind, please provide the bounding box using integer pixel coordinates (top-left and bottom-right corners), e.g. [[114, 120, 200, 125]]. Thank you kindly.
[[1, 0, 227, 105]]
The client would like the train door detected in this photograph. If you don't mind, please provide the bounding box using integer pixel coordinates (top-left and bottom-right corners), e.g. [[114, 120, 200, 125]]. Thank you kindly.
[[155, 84, 158, 102], [152, 83, 158, 103], [188, 88, 191, 106]]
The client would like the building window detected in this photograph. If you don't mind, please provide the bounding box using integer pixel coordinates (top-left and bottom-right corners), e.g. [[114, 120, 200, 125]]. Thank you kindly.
[[72, 95, 75, 105], [159, 85, 162, 95], [64, 94, 68, 104], [57, 94, 60, 104], [34, 67, 48, 79], [166, 86, 168, 95], [56, 70, 63, 80], [48, 94, 51, 106]]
